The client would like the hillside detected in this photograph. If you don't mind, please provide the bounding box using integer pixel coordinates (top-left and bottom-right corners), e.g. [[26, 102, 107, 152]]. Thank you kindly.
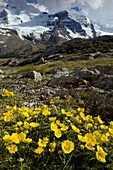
[[1, 35, 113, 66], [1, 34, 113, 169]]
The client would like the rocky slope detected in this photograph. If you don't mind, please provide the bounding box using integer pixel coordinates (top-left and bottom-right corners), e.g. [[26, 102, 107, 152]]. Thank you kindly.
[[2, 35, 113, 66], [0, 27, 40, 58], [1, 64, 113, 123]]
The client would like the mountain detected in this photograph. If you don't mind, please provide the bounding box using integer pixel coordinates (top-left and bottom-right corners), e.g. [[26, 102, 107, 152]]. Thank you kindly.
[[0, 0, 113, 46]]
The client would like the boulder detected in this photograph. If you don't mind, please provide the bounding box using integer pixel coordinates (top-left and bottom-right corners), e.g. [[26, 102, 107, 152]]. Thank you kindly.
[[49, 67, 69, 78], [18, 71, 42, 82], [47, 75, 80, 88], [0, 69, 4, 74], [0, 75, 5, 80]]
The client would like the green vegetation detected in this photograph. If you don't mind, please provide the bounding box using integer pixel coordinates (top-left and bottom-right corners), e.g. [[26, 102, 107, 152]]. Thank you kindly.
[[0, 89, 113, 170], [1, 57, 113, 76]]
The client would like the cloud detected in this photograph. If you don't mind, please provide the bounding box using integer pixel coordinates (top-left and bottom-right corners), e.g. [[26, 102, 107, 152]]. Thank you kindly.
[[77, 0, 104, 9], [37, 0, 113, 25], [37, 0, 105, 13]]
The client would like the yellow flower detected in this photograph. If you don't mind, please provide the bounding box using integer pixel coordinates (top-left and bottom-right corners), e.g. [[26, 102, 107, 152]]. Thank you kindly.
[[78, 135, 86, 142], [108, 128, 113, 136], [85, 133, 95, 141], [38, 137, 49, 147], [96, 116, 104, 124], [110, 121, 113, 128], [18, 132, 26, 142], [42, 105, 48, 109], [3, 134, 11, 143], [83, 79, 88, 85], [55, 96, 60, 99], [2, 89, 15, 97], [85, 123, 93, 130], [56, 121, 68, 131], [16, 121, 23, 126], [93, 131, 101, 144], [34, 107, 42, 113], [23, 121, 29, 129], [42, 109, 51, 116], [80, 112, 86, 120], [0, 116, 3, 121], [62, 140, 74, 154], [23, 112, 29, 118], [71, 124, 80, 133], [93, 130, 101, 137], [56, 120, 61, 126], [85, 141, 95, 150], [7, 144, 18, 154], [49, 117, 56, 121], [85, 115, 93, 122], [54, 129, 62, 138], [49, 142, 56, 153], [35, 147, 44, 154], [6, 105, 12, 110], [80, 145, 85, 149], [18, 107, 31, 117], [11, 133, 20, 144], [4, 112, 12, 122], [100, 125, 108, 130], [96, 145, 107, 163], [24, 138, 32, 143], [50, 100, 54, 105], [66, 111, 73, 117], [60, 125, 68, 131], [101, 134, 109, 142], [75, 115, 82, 124], [51, 123, 58, 131], [61, 108, 66, 114], [29, 122, 39, 128], [77, 108, 84, 113]]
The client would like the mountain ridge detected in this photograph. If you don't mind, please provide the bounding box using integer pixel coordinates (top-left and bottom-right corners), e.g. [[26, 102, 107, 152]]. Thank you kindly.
[[0, 1, 113, 45]]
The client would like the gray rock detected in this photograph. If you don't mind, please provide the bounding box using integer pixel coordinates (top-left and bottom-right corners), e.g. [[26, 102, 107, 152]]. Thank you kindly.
[[72, 67, 101, 78], [0, 75, 5, 80], [47, 65, 113, 91], [18, 71, 42, 82], [49, 67, 69, 78], [47, 75, 80, 88], [0, 69, 4, 74]]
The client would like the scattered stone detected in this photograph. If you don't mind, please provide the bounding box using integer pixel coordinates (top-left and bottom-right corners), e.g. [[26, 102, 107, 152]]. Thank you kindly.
[[1, 64, 113, 122], [0, 69, 4, 74], [18, 71, 42, 82], [47, 65, 113, 91], [49, 67, 69, 78], [0, 75, 5, 80]]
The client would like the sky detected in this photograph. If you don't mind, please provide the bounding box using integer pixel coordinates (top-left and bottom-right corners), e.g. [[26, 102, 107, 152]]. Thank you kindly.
[[1, 0, 113, 26], [35, 0, 113, 25]]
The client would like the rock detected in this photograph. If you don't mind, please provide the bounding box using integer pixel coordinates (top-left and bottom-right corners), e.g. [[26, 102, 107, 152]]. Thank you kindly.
[[92, 74, 113, 91], [49, 67, 69, 78], [47, 65, 113, 91], [18, 71, 42, 82], [0, 69, 4, 74], [72, 67, 101, 79], [47, 54, 64, 61], [0, 75, 5, 80], [47, 75, 80, 88]]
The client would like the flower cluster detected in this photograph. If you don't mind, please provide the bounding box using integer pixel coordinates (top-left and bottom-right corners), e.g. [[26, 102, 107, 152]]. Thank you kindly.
[[1, 89, 113, 165], [2, 89, 15, 97]]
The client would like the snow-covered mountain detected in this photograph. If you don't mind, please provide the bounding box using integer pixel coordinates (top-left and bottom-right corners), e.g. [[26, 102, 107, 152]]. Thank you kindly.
[[0, 0, 113, 44]]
